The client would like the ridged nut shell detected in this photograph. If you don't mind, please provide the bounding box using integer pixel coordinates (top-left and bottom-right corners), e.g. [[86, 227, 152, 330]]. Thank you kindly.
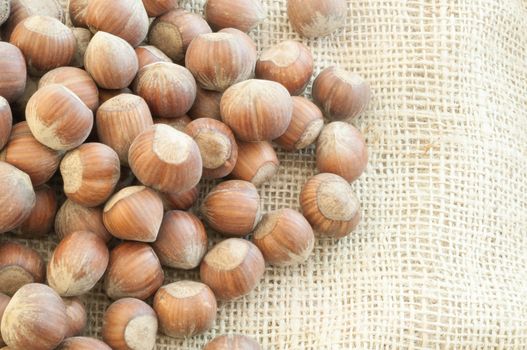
[[188, 87, 222, 121], [0, 97, 12, 150], [287, 0, 347, 38], [161, 185, 199, 211], [230, 141, 279, 187], [63, 297, 87, 338], [142, 0, 178, 17], [0, 242, 44, 295], [58, 337, 111, 350], [204, 0, 266, 33], [135, 45, 172, 70], [55, 199, 112, 243], [0, 42, 26, 103], [68, 0, 89, 27], [14, 184, 57, 238]]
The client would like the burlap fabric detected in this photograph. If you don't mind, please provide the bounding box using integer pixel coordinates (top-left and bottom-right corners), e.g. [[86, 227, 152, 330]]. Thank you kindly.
[[9, 0, 527, 348]]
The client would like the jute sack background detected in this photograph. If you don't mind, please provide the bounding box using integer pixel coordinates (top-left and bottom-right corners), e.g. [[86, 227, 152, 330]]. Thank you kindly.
[[9, 0, 526, 348]]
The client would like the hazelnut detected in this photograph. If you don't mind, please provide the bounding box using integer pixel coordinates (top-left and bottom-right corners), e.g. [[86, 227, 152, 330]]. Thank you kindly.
[[142, 0, 178, 17], [256, 40, 313, 95], [63, 297, 87, 338], [58, 337, 111, 350], [84, 32, 139, 89], [152, 210, 208, 269], [1, 122, 62, 186], [0, 293, 10, 347], [287, 0, 347, 38], [97, 88, 133, 105], [9, 76, 37, 118], [104, 242, 164, 300], [102, 298, 157, 350], [25, 84, 94, 151], [10, 16, 76, 76], [0, 283, 67, 350], [153, 281, 217, 338], [218, 28, 257, 65], [316, 121, 368, 182], [161, 185, 199, 211], [1, 0, 65, 41], [0, 97, 12, 150], [60, 142, 121, 207], [188, 87, 222, 120], [312, 67, 371, 121], [133, 62, 197, 118], [221, 79, 293, 142], [252, 209, 315, 266], [0, 42, 26, 103], [200, 238, 265, 300], [39, 66, 99, 111], [85, 0, 149, 47], [96, 93, 153, 165], [55, 199, 112, 243], [201, 180, 261, 237], [128, 124, 202, 193], [71, 27, 92, 68], [275, 96, 324, 151], [204, 0, 266, 33], [135, 45, 172, 70], [185, 32, 255, 92], [204, 334, 261, 350], [154, 115, 192, 132], [103, 186, 163, 242], [300, 173, 361, 238], [47, 231, 109, 297], [68, 0, 89, 27], [0, 161, 36, 234], [149, 9, 212, 62], [185, 118, 238, 179], [231, 141, 279, 187], [14, 184, 57, 238]]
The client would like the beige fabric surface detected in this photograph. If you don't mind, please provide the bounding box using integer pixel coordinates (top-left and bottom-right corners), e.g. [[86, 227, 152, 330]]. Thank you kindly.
[[11, 0, 527, 348]]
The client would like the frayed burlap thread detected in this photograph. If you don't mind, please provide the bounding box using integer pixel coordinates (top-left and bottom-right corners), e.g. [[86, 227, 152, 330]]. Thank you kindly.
[[16, 0, 527, 348]]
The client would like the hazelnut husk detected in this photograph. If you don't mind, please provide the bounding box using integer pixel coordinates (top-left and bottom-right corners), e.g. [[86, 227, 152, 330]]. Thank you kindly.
[[14, 184, 57, 238], [84, 32, 139, 89], [201, 180, 261, 237], [154, 281, 217, 338], [102, 298, 158, 350], [142, 0, 178, 17], [161, 185, 199, 211], [0, 97, 12, 150], [188, 87, 222, 120], [63, 297, 87, 338], [149, 9, 212, 62], [135, 45, 172, 70], [252, 209, 315, 266], [58, 337, 111, 350], [0, 161, 36, 234], [274, 96, 324, 151], [55, 199, 112, 243], [200, 238, 265, 300], [300, 173, 361, 238], [61, 142, 121, 207], [256, 40, 313, 95], [316, 121, 368, 182], [1, 121, 63, 186], [25, 84, 94, 151], [39, 66, 99, 111], [0, 42, 26, 103], [85, 0, 149, 47], [204, 334, 261, 350], [96, 93, 153, 165], [10, 15, 76, 76], [185, 32, 255, 92], [230, 141, 279, 187], [103, 186, 163, 242], [133, 62, 197, 118], [185, 118, 238, 179], [152, 210, 208, 269], [128, 124, 202, 193], [287, 0, 347, 38], [204, 0, 266, 32], [104, 242, 164, 300], [312, 66, 371, 121], [1, 283, 67, 350], [220, 79, 293, 142], [47, 231, 109, 297]]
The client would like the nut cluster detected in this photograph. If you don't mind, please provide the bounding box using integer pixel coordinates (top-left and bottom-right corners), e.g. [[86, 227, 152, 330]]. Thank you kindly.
[[0, 0, 370, 348]]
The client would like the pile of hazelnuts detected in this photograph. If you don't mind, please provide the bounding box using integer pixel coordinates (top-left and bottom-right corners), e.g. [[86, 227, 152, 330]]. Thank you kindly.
[[0, 0, 369, 349]]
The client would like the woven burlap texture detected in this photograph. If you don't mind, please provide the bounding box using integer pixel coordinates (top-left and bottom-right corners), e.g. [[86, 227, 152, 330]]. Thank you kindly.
[[9, 0, 527, 348]]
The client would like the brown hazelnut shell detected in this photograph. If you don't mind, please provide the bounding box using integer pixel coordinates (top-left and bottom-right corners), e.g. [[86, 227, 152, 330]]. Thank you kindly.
[[161, 185, 199, 211], [68, 0, 89, 27], [188, 87, 222, 120], [55, 199, 112, 243], [230, 141, 279, 187], [153, 115, 192, 132], [142, 0, 178, 17], [0, 42, 26, 103], [204, 0, 266, 33], [0, 293, 10, 347], [135, 45, 172, 70], [287, 0, 347, 38], [71, 27, 92, 68], [14, 184, 57, 238], [63, 297, 87, 338], [58, 337, 111, 350], [0, 97, 12, 151]]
